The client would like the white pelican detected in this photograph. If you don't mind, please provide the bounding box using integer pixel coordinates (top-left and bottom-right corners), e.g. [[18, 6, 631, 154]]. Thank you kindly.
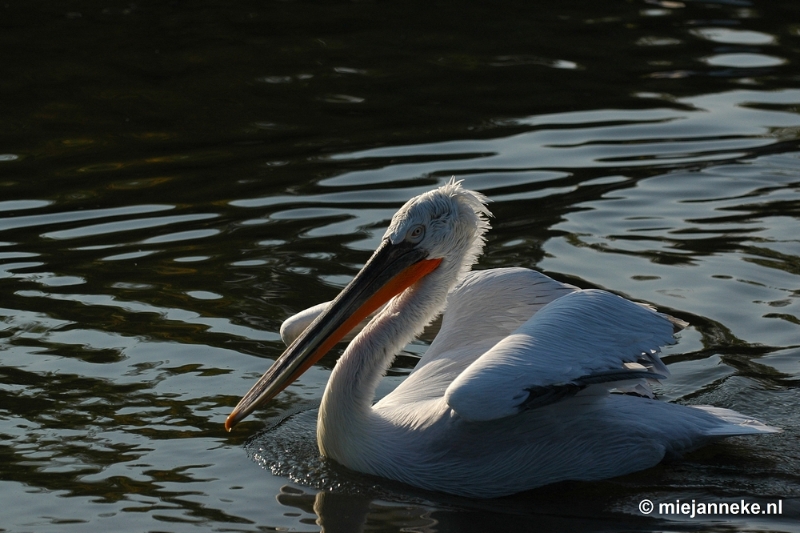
[[226, 179, 777, 498]]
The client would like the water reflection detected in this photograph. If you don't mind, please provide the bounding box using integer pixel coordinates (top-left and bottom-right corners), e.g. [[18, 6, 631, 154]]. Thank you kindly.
[[274, 480, 800, 533]]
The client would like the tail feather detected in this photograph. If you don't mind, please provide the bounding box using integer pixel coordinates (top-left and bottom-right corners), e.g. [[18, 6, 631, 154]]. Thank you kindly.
[[691, 405, 780, 436]]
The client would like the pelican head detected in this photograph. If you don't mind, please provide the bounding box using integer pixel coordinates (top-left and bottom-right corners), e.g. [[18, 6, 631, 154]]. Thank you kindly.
[[225, 179, 491, 430]]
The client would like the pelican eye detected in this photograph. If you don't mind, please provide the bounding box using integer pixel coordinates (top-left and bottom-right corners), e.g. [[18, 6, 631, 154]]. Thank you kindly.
[[407, 225, 425, 243]]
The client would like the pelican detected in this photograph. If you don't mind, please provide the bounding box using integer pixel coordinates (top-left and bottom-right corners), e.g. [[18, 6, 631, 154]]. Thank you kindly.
[[226, 179, 777, 498]]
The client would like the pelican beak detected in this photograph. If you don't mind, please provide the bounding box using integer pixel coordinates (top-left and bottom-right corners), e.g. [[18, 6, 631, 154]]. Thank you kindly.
[[225, 239, 442, 431]]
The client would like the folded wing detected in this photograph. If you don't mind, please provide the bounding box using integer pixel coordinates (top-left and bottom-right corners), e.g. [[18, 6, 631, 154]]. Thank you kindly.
[[445, 289, 684, 422]]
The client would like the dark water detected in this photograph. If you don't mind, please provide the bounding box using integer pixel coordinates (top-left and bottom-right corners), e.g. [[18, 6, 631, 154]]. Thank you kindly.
[[2, 0, 800, 531]]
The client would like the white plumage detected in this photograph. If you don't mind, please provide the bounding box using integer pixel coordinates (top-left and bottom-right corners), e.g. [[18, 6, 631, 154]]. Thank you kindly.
[[228, 179, 777, 498]]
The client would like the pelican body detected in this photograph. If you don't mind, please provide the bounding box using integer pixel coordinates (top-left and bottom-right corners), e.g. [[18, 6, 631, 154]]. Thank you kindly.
[[226, 179, 776, 498]]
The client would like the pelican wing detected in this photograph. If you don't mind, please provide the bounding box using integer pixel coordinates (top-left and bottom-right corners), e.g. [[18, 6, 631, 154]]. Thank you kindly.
[[417, 268, 578, 367], [280, 302, 384, 346], [378, 268, 577, 410], [280, 302, 329, 346], [444, 289, 682, 422]]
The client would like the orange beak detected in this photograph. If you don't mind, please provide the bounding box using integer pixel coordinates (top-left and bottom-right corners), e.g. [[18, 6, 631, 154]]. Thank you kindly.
[[225, 239, 441, 431]]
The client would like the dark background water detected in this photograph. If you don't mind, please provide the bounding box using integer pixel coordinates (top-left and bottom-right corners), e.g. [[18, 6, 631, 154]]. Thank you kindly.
[[2, 1, 800, 531]]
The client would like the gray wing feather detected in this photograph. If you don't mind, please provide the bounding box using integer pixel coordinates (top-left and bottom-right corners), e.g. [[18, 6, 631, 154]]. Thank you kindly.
[[445, 289, 682, 421]]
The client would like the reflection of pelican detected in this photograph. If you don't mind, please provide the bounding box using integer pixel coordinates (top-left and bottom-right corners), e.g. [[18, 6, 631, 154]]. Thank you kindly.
[[227, 179, 777, 498]]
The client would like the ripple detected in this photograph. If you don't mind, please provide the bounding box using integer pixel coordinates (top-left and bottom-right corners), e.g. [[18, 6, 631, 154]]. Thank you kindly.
[[321, 89, 800, 180], [0, 204, 173, 233], [174, 256, 211, 263], [140, 228, 220, 244], [257, 73, 313, 84], [692, 27, 777, 45], [231, 259, 267, 267], [333, 66, 369, 75], [257, 75, 293, 84], [43, 213, 218, 240], [490, 55, 579, 69], [186, 290, 222, 300], [247, 407, 404, 497], [0, 200, 51, 212], [0, 250, 39, 260], [636, 36, 682, 46], [701, 53, 786, 68], [29, 273, 86, 287], [0, 261, 44, 277], [14, 289, 280, 342], [102, 250, 157, 261], [320, 94, 365, 104]]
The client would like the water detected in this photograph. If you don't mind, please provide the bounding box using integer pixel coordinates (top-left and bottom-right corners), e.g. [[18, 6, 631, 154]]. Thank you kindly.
[[2, 0, 800, 531]]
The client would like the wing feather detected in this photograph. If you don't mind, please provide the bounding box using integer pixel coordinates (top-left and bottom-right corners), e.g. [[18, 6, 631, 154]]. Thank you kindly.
[[416, 268, 577, 368], [445, 289, 682, 422], [280, 301, 383, 346], [376, 268, 577, 410]]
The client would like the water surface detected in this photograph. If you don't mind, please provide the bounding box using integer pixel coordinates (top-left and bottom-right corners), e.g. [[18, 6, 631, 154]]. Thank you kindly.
[[2, 1, 800, 531]]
